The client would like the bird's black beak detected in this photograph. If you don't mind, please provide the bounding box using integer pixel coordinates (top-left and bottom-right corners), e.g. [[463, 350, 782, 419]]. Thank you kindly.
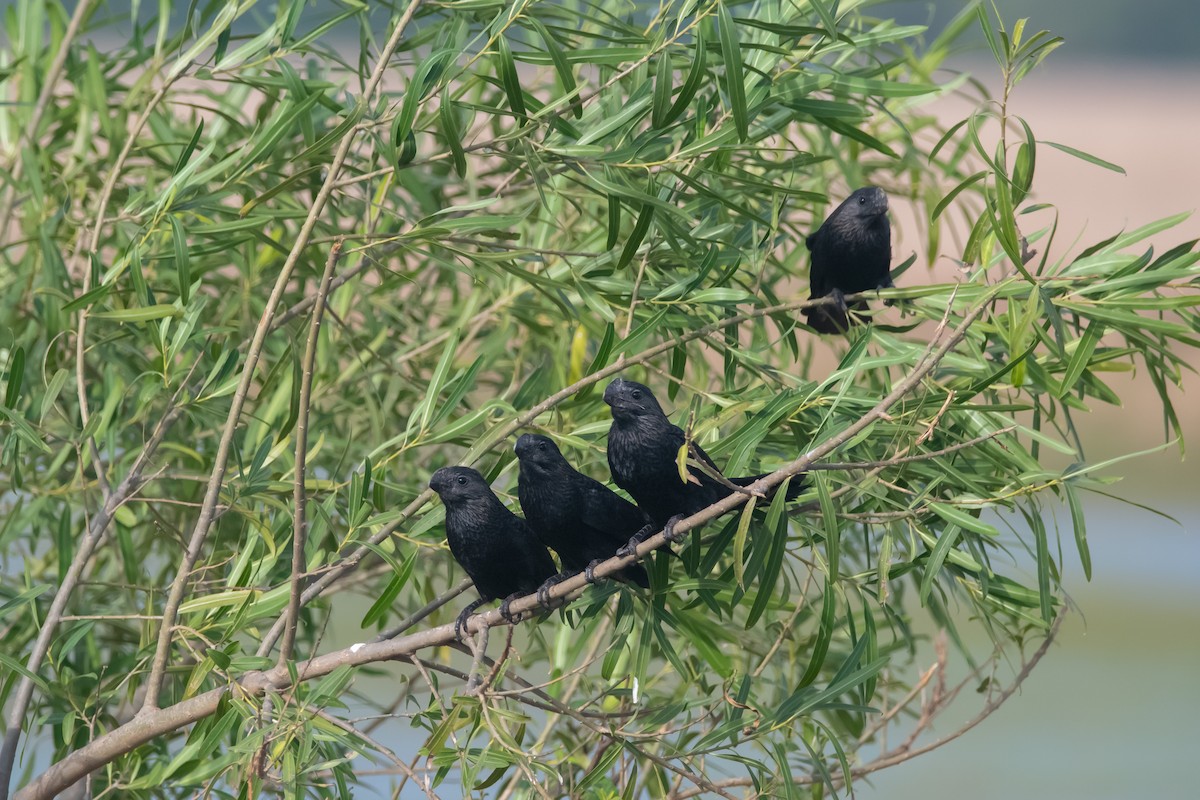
[[513, 434, 531, 458], [428, 469, 448, 493], [602, 379, 626, 409]]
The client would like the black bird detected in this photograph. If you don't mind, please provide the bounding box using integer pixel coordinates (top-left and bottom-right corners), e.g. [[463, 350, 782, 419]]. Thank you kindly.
[[428, 466, 558, 639], [603, 379, 804, 553], [803, 186, 893, 334], [514, 433, 651, 600]]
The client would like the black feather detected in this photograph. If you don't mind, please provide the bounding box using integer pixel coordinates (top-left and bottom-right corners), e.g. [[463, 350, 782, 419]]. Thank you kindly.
[[429, 466, 557, 620], [515, 434, 651, 588], [803, 186, 893, 334], [603, 379, 805, 531]]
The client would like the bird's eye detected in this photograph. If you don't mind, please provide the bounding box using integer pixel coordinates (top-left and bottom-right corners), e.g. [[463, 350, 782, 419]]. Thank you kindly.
[[631, 389, 642, 399], [538, 441, 546, 450], [857, 195, 866, 205], [456, 475, 467, 485]]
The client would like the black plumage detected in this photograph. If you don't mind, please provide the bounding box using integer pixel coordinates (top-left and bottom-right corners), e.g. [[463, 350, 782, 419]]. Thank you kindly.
[[803, 186, 893, 334], [428, 466, 558, 638], [603, 379, 804, 551], [514, 433, 651, 595]]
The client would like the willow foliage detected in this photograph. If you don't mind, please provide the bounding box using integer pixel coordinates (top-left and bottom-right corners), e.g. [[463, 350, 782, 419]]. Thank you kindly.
[[1, 1, 1196, 798]]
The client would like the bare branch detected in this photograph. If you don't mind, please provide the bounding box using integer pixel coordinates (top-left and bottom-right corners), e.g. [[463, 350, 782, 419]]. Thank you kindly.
[[279, 239, 345, 667], [17, 287, 1005, 799], [140, 0, 428, 713]]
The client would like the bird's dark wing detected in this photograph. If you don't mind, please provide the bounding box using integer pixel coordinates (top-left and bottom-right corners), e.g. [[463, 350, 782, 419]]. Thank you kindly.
[[579, 478, 650, 544], [507, 517, 558, 594]]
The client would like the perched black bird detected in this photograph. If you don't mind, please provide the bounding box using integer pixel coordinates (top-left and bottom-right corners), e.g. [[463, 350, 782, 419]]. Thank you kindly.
[[428, 466, 558, 638], [803, 186, 893, 334], [603, 379, 804, 553], [514, 433, 651, 599]]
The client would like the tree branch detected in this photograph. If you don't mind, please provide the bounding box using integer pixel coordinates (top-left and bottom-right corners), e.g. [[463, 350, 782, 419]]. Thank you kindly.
[[279, 239, 345, 667], [140, 0, 427, 713], [16, 286, 1004, 799]]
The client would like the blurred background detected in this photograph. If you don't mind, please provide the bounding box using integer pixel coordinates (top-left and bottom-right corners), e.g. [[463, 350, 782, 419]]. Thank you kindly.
[[868, 2, 1199, 798]]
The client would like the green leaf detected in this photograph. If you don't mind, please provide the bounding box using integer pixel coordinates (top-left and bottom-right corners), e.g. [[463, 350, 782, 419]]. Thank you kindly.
[[169, 215, 191, 305], [1064, 482, 1092, 581], [617, 203, 655, 269], [928, 502, 999, 537], [91, 305, 182, 323], [440, 96, 468, 177], [717, 2, 749, 141], [797, 577, 836, 688], [4, 345, 24, 408], [496, 35, 527, 121], [1041, 140, 1126, 174], [665, 26, 706, 126]]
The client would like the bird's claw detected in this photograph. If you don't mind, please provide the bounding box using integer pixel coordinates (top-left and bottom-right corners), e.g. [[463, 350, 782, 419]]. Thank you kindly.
[[830, 287, 849, 316], [499, 595, 524, 625], [535, 573, 566, 609], [584, 560, 605, 584], [454, 598, 485, 641], [663, 514, 687, 543], [617, 523, 656, 559]]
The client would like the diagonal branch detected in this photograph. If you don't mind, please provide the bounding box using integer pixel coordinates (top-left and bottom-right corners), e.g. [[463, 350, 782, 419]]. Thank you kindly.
[[16, 287, 1002, 800], [255, 288, 887, 657], [140, 0, 427, 713], [278, 239, 345, 667]]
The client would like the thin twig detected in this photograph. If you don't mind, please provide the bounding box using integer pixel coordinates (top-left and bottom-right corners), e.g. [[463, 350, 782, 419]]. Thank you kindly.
[[256, 289, 885, 655], [279, 240, 345, 667], [0, 0, 95, 236], [140, 0, 427, 713], [371, 578, 473, 643], [808, 427, 1015, 471], [16, 288, 1005, 800]]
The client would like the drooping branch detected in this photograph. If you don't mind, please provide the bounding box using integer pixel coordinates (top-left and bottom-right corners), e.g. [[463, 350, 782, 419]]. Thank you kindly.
[[140, 0, 428, 713], [16, 286, 1002, 800], [279, 239, 345, 666]]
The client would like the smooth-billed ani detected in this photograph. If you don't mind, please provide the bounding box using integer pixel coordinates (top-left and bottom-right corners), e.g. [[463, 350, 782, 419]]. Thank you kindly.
[[603, 379, 804, 553], [428, 466, 557, 638], [803, 186, 894, 334], [514, 434, 652, 600]]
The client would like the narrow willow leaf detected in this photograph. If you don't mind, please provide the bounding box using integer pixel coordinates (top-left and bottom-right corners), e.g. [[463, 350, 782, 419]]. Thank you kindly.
[[92, 305, 181, 323], [39, 368, 69, 424], [816, 474, 839, 583], [617, 203, 655, 268], [606, 195, 621, 250], [419, 331, 461, 431], [1057, 322, 1104, 398], [169, 215, 191, 304], [568, 325, 588, 384], [439, 96, 467, 177], [171, 119, 204, 175], [797, 577, 836, 688], [1029, 512, 1055, 623], [361, 550, 417, 628], [665, 26, 706, 126], [652, 49, 673, 129], [919, 524, 961, 605], [717, 2, 749, 141], [496, 35, 527, 121], [732, 494, 757, 589], [1064, 482, 1092, 581], [928, 502, 998, 537], [526, 17, 581, 118], [931, 170, 986, 221], [745, 481, 792, 628], [1041, 140, 1125, 174], [4, 345, 24, 408]]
